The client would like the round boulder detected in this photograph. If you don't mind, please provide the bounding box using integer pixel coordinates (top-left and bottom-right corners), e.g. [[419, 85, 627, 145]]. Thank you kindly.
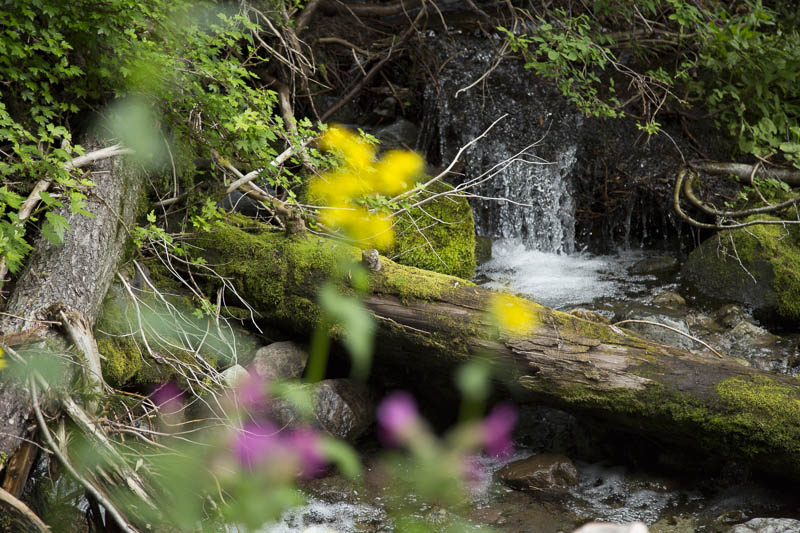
[[496, 453, 579, 492], [251, 341, 309, 381]]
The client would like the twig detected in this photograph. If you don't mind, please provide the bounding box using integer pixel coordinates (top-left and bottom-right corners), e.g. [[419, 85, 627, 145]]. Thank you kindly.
[[0, 486, 50, 532], [612, 319, 724, 358], [30, 378, 139, 533]]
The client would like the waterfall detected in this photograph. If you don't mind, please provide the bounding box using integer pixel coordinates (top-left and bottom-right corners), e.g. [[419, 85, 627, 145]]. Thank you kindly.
[[423, 34, 584, 254]]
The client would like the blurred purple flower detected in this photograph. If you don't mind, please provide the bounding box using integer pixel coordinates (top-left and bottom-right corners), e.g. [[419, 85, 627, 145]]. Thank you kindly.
[[236, 371, 269, 410], [151, 381, 184, 415], [482, 403, 517, 457], [233, 421, 280, 468], [285, 427, 326, 478], [462, 455, 490, 496], [377, 391, 419, 446]]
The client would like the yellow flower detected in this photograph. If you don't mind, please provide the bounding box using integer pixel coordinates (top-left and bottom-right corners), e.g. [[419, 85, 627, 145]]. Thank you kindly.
[[320, 126, 375, 172], [0, 347, 6, 370], [320, 206, 395, 251], [372, 150, 424, 195], [488, 293, 538, 336]]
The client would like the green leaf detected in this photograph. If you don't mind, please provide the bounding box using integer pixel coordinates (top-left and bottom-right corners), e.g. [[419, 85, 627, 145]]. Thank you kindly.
[[319, 437, 362, 480], [42, 211, 69, 245], [318, 284, 375, 381]]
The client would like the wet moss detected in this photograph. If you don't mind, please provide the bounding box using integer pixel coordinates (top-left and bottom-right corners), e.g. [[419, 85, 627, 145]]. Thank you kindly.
[[389, 182, 477, 279]]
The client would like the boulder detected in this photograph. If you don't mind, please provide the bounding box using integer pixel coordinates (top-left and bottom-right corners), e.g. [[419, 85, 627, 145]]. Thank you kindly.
[[220, 364, 249, 387], [496, 453, 579, 492], [270, 379, 374, 441], [251, 341, 309, 381], [629, 256, 678, 275], [651, 291, 686, 309], [681, 218, 800, 324]]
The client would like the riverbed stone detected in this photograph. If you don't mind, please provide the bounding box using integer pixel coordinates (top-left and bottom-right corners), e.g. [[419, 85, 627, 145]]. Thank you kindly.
[[616, 304, 695, 351], [729, 517, 800, 533], [573, 522, 648, 533], [629, 255, 679, 275], [651, 291, 686, 309], [270, 379, 374, 441], [251, 341, 309, 381], [496, 453, 579, 492], [568, 308, 612, 324]]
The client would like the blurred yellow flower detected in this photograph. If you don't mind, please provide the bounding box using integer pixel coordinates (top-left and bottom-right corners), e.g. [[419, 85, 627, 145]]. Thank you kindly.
[[0, 347, 6, 370], [319, 126, 375, 172], [312, 125, 425, 252], [373, 150, 424, 195], [488, 293, 538, 336]]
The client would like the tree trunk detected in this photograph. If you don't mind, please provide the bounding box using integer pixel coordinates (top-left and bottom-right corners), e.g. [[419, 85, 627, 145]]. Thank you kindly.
[[0, 133, 145, 462], [195, 222, 800, 479]]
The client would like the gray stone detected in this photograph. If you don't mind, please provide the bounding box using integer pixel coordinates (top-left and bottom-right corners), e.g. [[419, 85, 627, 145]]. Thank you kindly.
[[220, 364, 249, 387], [651, 291, 686, 308], [270, 379, 374, 441], [616, 305, 695, 351], [373, 118, 418, 150], [567, 308, 612, 324], [496, 453, 579, 492], [251, 341, 309, 381], [729, 518, 800, 533], [629, 256, 678, 275]]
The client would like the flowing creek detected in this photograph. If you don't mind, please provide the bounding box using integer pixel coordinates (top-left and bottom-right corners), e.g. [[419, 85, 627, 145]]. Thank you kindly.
[[262, 242, 800, 532]]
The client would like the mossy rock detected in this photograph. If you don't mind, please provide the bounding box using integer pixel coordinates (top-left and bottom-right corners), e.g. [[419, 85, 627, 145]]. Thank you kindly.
[[389, 181, 476, 279], [681, 216, 800, 324]]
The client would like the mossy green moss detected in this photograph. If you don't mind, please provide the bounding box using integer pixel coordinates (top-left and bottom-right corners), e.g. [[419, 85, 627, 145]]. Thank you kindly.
[[682, 215, 800, 322], [389, 181, 476, 279]]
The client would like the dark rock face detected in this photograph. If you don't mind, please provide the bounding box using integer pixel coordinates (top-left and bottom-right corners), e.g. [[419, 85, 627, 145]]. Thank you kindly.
[[251, 341, 309, 381], [496, 453, 579, 492], [629, 256, 679, 275]]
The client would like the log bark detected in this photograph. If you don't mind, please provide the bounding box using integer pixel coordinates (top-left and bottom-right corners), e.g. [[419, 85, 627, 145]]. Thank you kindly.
[[0, 133, 145, 462], [195, 222, 800, 479]]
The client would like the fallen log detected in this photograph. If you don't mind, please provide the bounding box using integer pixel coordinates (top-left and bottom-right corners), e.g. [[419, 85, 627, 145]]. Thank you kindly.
[[196, 221, 800, 479], [0, 133, 148, 514]]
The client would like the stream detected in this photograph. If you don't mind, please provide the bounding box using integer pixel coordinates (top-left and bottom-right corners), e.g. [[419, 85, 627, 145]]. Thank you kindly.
[[261, 242, 800, 533]]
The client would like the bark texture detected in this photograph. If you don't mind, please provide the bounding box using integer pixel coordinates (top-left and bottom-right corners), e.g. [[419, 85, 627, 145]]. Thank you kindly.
[[196, 221, 800, 479], [0, 133, 145, 460]]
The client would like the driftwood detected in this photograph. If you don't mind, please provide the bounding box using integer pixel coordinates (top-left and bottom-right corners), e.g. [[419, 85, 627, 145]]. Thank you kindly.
[[196, 222, 800, 479]]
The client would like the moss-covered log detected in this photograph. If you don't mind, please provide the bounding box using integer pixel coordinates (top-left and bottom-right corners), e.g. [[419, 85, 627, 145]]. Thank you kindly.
[[196, 221, 800, 479]]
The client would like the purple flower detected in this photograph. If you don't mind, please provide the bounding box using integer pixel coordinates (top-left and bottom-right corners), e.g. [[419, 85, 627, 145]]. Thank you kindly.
[[377, 391, 419, 446], [285, 427, 326, 478], [233, 421, 280, 468], [151, 382, 184, 415], [482, 403, 517, 457], [236, 371, 269, 411]]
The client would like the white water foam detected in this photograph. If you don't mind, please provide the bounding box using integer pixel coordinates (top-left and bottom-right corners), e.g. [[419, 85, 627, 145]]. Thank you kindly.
[[478, 239, 654, 309]]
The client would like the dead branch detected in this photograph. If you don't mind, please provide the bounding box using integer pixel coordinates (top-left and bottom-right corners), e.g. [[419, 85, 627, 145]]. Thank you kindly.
[[0, 486, 50, 533], [673, 169, 800, 230], [691, 160, 800, 186], [57, 306, 108, 414]]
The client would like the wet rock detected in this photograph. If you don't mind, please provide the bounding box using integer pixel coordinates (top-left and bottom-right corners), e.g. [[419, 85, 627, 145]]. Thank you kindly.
[[568, 308, 612, 324], [271, 379, 374, 441], [373, 117, 418, 150], [629, 256, 678, 275], [729, 517, 800, 533], [220, 364, 248, 387], [475, 235, 493, 265], [251, 341, 309, 381], [728, 321, 780, 347], [616, 305, 695, 351], [651, 291, 686, 309], [715, 304, 751, 329], [496, 453, 579, 492], [514, 405, 606, 459], [573, 522, 648, 533]]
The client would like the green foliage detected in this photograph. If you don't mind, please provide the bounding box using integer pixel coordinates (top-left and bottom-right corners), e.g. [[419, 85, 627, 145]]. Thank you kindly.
[[500, 0, 800, 169]]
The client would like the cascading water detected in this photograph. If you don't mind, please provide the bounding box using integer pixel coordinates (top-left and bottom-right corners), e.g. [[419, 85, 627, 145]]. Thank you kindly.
[[424, 34, 582, 254]]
